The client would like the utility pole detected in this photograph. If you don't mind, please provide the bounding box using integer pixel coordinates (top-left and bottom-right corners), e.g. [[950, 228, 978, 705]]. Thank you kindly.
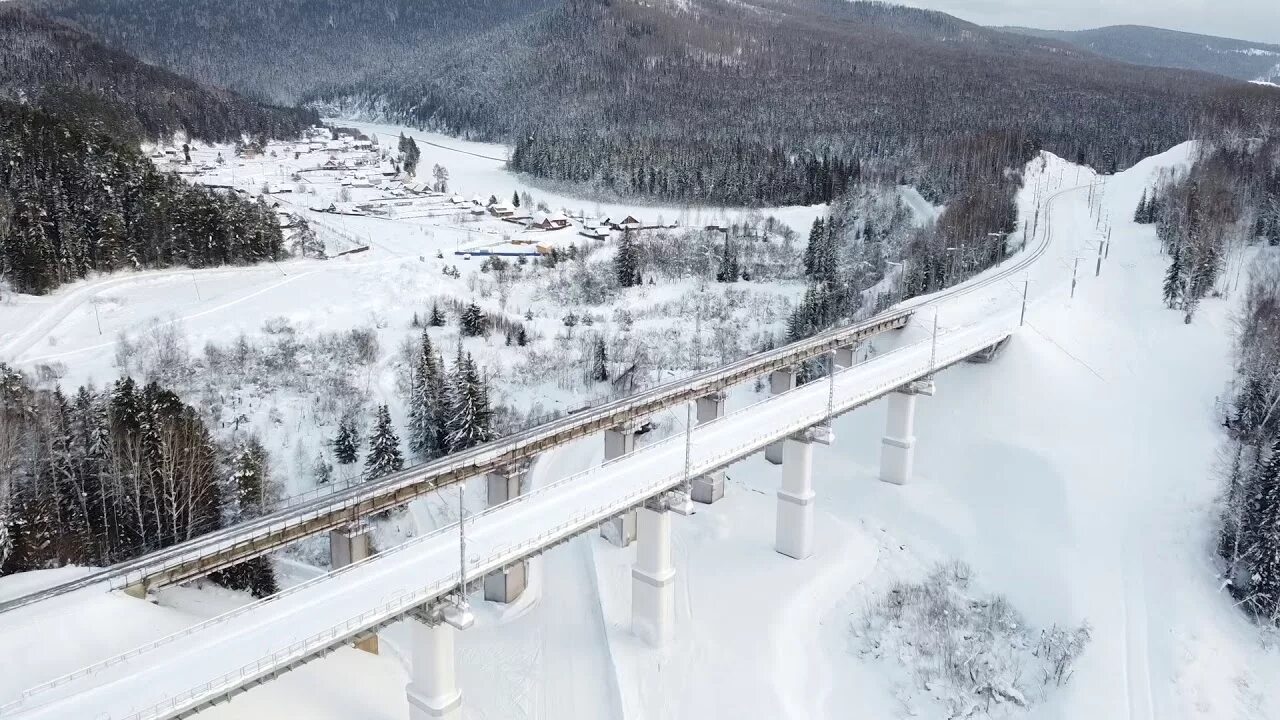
[[1019, 274, 1030, 327], [928, 309, 939, 378], [457, 487, 467, 601], [93, 301, 102, 336], [1095, 239, 1104, 277], [683, 402, 693, 495], [191, 273, 202, 302], [1071, 257, 1081, 299]]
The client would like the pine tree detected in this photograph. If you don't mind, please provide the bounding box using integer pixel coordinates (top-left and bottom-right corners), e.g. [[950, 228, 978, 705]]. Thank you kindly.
[[333, 417, 359, 465], [459, 302, 488, 337], [516, 326, 529, 347], [615, 231, 641, 287], [407, 330, 447, 460], [1243, 436, 1280, 618], [591, 336, 609, 382], [446, 349, 494, 453], [1133, 189, 1148, 223], [1162, 247, 1184, 309], [364, 405, 404, 480], [512, 190, 521, 208], [428, 303, 446, 327]]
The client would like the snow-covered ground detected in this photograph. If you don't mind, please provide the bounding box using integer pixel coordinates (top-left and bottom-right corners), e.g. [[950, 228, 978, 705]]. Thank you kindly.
[[2, 130, 1277, 720]]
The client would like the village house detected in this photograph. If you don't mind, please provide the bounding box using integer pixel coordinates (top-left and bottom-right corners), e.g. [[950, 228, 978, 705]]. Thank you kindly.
[[489, 202, 516, 218], [529, 212, 572, 231]]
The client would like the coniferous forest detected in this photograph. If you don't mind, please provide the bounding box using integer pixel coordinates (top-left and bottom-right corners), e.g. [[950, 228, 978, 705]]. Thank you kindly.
[[0, 103, 287, 295]]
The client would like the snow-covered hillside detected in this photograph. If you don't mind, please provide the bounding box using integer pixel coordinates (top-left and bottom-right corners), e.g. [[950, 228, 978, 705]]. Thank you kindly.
[[1, 136, 1276, 719]]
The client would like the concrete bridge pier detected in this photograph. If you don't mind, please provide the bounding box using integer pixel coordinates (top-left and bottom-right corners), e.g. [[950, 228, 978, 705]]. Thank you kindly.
[[632, 497, 676, 647], [406, 615, 462, 720], [692, 392, 727, 504], [330, 522, 378, 653], [484, 467, 528, 603], [833, 344, 856, 369], [601, 421, 641, 547], [776, 432, 816, 560], [880, 380, 933, 486], [765, 367, 798, 464]]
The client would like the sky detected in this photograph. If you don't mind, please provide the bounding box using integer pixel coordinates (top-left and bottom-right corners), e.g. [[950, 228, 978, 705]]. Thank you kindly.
[[899, 0, 1280, 45]]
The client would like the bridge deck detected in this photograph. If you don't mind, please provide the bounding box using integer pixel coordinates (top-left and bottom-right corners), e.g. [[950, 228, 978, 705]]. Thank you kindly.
[[8, 315, 1014, 720]]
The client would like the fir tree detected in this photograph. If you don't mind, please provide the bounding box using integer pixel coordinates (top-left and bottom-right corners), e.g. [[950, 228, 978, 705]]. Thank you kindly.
[[446, 349, 494, 453], [364, 404, 404, 480], [333, 417, 359, 465], [407, 330, 448, 460], [1133, 189, 1148, 223], [1162, 247, 1184, 309], [428, 302, 446, 327], [615, 231, 642, 287], [459, 302, 488, 337], [512, 190, 521, 208], [591, 335, 609, 382]]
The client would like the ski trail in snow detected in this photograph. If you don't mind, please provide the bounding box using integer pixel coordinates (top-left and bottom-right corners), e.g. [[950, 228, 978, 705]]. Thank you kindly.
[[1122, 531, 1156, 720]]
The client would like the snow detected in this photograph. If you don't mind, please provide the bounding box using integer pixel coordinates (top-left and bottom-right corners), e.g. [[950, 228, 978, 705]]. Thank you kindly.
[[3, 132, 1278, 720]]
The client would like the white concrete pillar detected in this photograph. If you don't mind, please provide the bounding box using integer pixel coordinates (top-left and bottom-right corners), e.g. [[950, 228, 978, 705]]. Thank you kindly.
[[484, 470, 528, 603], [765, 367, 797, 464], [632, 503, 676, 647], [601, 423, 639, 547], [880, 390, 917, 486], [833, 344, 856, 368], [330, 524, 378, 653], [692, 392, 726, 504], [776, 434, 815, 560], [406, 618, 462, 720]]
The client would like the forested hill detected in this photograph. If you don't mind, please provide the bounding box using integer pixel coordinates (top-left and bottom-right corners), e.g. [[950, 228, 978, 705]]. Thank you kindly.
[[33, 0, 559, 106], [32, 0, 1280, 206], [0, 6, 315, 144], [1002, 25, 1280, 85]]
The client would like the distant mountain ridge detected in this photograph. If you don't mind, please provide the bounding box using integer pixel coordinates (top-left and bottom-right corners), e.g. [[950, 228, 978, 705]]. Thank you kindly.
[[24, 0, 1280, 207], [0, 5, 315, 143], [1001, 24, 1280, 84]]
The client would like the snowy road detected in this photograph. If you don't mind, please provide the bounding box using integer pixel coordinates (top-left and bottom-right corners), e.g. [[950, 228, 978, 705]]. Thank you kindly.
[[5, 309, 1015, 720]]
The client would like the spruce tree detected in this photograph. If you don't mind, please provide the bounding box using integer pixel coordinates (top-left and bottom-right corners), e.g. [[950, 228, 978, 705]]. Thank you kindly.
[[407, 330, 447, 460], [460, 302, 487, 336], [1243, 436, 1280, 617], [1162, 247, 1184, 309], [512, 190, 521, 208], [446, 349, 494, 453], [364, 405, 404, 480], [1133, 189, 1148, 223], [428, 303, 446, 327], [591, 336, 609, 382], [615, 231, 641, 287], [333, 416, 359, 465]]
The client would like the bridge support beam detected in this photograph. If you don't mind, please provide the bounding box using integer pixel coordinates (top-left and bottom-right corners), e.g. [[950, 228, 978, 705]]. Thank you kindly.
[[776, 433, 815, 560], [692, 392, 727, 504], [765, 367, 798, 465], [601, 422, 640, 547], [632, 499, 676, 647], [406, 617, 462, 720], [880, 381, 932, 485], [330, 524, 378, 654], [484, 469, 528, 604]]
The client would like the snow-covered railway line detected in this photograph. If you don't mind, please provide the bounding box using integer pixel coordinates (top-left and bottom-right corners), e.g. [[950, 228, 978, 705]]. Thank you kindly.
[[0, 179, 1083, 622]]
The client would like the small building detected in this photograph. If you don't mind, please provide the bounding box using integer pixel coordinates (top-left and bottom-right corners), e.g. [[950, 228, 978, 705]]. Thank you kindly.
[[470, 194, 485, 206], [489, 202, 516, 218], [449, 194, 467, 205], [611, 215, 643, 231], [528, 212, 570, 231], [579, 226, 609, 240]]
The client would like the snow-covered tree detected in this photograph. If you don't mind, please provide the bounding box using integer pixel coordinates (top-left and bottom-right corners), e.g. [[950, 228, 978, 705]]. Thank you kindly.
[[364, 405, 404, 480], [407, 330, 448, 460], [446, 349, 493, 453], [459, 302, 488, 337], [591, 335, 609, 382], [615, 231, 641, 287], [333, 416, 359, 465]]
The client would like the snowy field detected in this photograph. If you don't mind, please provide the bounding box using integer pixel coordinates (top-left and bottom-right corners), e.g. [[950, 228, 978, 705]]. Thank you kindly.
[[1, 129, 1277, 720]]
